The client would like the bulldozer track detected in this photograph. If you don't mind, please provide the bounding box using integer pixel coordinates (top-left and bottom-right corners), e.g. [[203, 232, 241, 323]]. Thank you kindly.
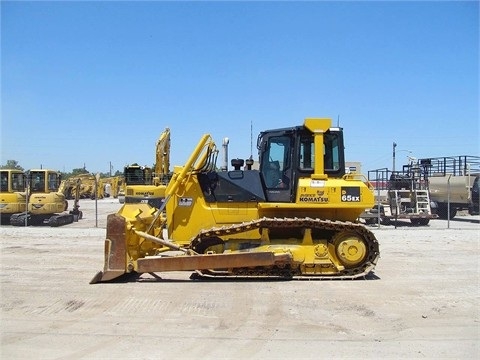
[[190, 217, 380, 280]]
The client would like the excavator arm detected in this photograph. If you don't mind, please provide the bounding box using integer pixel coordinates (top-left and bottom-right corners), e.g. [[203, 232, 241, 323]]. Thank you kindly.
[[154, 128, 171, 185]]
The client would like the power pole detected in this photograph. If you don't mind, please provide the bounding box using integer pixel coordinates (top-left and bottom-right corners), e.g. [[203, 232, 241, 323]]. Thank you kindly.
[[392, 142, 397, 172]]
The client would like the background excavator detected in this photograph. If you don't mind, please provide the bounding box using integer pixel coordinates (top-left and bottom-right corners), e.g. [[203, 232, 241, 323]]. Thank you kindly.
[[10, 169, 82, 226], [0, 169, 27, 225], [123, 127, 171, 208], [64, 174, 123, 200], [91, 118, 380, 283]]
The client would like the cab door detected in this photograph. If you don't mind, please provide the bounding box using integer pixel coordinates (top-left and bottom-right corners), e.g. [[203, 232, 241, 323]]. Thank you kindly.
[[259, 132, 294, 202]]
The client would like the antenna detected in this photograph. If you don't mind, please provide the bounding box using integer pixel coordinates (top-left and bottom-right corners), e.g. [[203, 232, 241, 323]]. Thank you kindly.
[[337, 115, 340, 127], [250, 121, 253, 158]]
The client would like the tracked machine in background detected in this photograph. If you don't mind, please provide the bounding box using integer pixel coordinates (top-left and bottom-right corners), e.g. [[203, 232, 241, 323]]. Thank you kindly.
[[10, 169, 82, 227], [91, 118, 380, 283], [123, 127, 171, 208], [58, 173, 97, 200], [0, 169, 27, 225], [97, 175, 123, 199], [123, 164, 158, 206]]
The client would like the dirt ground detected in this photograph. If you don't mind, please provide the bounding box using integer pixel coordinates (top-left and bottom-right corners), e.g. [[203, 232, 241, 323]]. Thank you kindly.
[[1, 198, 479, 359]]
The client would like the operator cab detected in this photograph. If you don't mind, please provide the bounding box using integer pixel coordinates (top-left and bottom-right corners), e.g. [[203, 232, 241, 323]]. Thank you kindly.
[[197, 119, 346, 205], [29, 170, 61, 193], [258, 123, 345, 202], [124, 165, 153, 186]]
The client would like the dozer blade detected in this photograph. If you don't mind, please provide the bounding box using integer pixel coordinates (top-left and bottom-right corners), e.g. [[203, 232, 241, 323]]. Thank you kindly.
[[90, 213, 293, 284], [90, 213, 126, 284]]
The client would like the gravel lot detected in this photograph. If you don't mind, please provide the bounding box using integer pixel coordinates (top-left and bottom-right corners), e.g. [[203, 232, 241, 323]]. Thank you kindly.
[[1, 198, 479, 359]]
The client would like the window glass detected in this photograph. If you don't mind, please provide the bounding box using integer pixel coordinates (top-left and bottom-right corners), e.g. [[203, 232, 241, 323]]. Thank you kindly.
[[299, 133, 340, 172], [261, 136, 290, 189], [324, 133, 340, 171], [48, 173, 58, 191], [299, 137, 314, 170], [11, 173, 24, 191], [0, 172, 8, 192], [31, 172, 45, 191]]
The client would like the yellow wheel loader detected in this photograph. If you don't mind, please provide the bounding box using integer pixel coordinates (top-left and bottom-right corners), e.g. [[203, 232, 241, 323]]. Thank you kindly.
[[91, 118, 380, 283], [0, 169, 27, 225]]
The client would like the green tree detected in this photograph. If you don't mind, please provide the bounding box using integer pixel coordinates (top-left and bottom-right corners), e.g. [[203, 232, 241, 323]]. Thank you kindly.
[[0, 160, 24, 170], [71, 168, 90, 176]]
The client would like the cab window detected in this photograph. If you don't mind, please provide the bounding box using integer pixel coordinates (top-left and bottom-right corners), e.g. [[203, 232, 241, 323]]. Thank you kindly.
[[261, 136, 290, 189]]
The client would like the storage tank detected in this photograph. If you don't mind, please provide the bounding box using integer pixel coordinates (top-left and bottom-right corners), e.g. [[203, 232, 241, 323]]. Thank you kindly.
[[429, 174, 479, 218]]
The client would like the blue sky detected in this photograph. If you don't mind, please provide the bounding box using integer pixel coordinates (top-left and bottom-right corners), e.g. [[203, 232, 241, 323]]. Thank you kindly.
[[1, 1, 479, 175]]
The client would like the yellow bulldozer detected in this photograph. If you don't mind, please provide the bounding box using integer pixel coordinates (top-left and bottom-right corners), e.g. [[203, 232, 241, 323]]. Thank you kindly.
[[0, 169, 27, 225], [91, 118, 380, 283]]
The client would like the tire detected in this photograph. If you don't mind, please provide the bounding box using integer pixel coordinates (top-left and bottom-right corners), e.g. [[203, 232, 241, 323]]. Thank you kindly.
[[380, 217, 391, 226], [437, 204, 457, 220], [410, 218, 421, 226], [410, 218, 429, 226], [418, 218, 430, 226]]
